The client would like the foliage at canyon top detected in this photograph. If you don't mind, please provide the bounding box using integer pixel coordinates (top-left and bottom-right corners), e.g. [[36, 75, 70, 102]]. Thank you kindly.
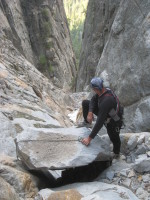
[[63, 0, 88, 67]]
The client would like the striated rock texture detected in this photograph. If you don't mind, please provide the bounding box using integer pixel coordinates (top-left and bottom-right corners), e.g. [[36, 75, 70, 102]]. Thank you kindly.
[[0, 11, 75, 198], [0, 28, 75, 157], [76, 0, 120, 91], [0, 0, 76, 90]]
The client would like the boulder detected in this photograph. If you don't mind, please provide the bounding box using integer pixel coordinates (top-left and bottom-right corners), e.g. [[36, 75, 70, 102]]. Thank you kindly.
[[0, 155, 38, 199], [36, 182, 139, 200], [0, 176, 20, 200], [36, 189, 83, 200], [16, 127, 112, 170], [134, 156, 150, 173], [127, 135, 138, 151], [120, 132, 150, 155]]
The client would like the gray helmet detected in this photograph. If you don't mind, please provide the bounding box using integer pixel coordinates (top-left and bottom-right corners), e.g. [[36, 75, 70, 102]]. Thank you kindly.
[[90, 77, 104, 91]]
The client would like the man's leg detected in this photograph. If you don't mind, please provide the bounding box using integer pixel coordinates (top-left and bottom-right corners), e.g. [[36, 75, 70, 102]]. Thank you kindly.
[[82, 100, 98, 122], [77, 99, 98, 127], [82, 100, 90, 123], [106, 122, 121, 154]]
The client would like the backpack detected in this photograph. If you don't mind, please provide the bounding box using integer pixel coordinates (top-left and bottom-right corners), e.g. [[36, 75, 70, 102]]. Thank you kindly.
[[104, 88, 124, 124]]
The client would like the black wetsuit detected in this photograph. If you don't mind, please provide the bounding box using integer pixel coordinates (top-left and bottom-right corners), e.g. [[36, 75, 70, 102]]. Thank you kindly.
[[82, 89, 123, 154]]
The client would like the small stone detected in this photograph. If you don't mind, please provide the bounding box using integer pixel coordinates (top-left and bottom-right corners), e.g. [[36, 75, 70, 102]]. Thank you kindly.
[[130, 153, 136, 163], [137, 134, 145, 145], [126, 156, 132, 163], [106, 171, 115, 180], [114, 172, 119, 178], [142, 174, 150, 183], [127, 135, 137, 151], [120, 154, 126, 160], [134, 157, 150, 173], [120, 169, 129, 177], [135, 145, 146, 155], [112, 159, 118, 164], [136, 187, 149, 199], [138, 175, 143, 182], [130, 178, 141, 191], [147, 151, 150, 157], [121, 178, 131, 188], [147, 187, 150, 193], [128, 169, 135, 178]]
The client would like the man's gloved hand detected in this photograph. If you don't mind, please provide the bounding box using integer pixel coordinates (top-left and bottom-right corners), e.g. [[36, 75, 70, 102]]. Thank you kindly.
[[87, 112, 93, 124]]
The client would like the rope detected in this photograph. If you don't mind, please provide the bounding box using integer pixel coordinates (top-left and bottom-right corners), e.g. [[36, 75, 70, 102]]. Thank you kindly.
[[17, 136, 83, 143]]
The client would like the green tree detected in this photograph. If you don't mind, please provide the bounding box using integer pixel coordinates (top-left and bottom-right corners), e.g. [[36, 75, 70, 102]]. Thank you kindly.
[[64, 0, 88, 68]]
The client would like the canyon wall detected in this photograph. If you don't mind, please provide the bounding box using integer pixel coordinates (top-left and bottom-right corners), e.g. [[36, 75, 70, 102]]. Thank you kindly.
[[76, 0, 120, 91], [77, 0, 150, 132], [0, 0, 76, 90]]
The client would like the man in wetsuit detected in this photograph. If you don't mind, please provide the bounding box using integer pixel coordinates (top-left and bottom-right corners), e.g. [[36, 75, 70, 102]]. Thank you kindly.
[[80, 77, 123, 157]]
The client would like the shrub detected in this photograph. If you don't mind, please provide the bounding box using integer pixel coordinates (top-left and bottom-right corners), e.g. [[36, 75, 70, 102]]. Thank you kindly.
[[43, 21, 51, 38], [39, 55, 47, 66], [41, 8, 49, 21], [49, 64, 54, 73], [69, 76, 76, 90]]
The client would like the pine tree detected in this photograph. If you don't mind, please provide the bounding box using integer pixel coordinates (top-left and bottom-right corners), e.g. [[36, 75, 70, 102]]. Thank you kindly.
[[63, 0, 88, 67]]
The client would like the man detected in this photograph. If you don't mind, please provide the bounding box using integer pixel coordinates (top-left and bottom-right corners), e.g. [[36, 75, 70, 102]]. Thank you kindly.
[[79, 77, 123, 157]]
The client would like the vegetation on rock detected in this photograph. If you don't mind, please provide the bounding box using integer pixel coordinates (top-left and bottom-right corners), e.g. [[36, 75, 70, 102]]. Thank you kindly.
[[64, 0, 88, 67]]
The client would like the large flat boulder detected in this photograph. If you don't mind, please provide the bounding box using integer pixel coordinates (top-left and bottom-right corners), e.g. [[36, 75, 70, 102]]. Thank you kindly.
[[16, 127, 112, 170]]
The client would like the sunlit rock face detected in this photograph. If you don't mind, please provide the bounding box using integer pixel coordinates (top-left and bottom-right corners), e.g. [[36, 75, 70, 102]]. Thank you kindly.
[[77, 0, 150, 132], [76, 0, 120, 91], [0, 0, 76, 90]]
